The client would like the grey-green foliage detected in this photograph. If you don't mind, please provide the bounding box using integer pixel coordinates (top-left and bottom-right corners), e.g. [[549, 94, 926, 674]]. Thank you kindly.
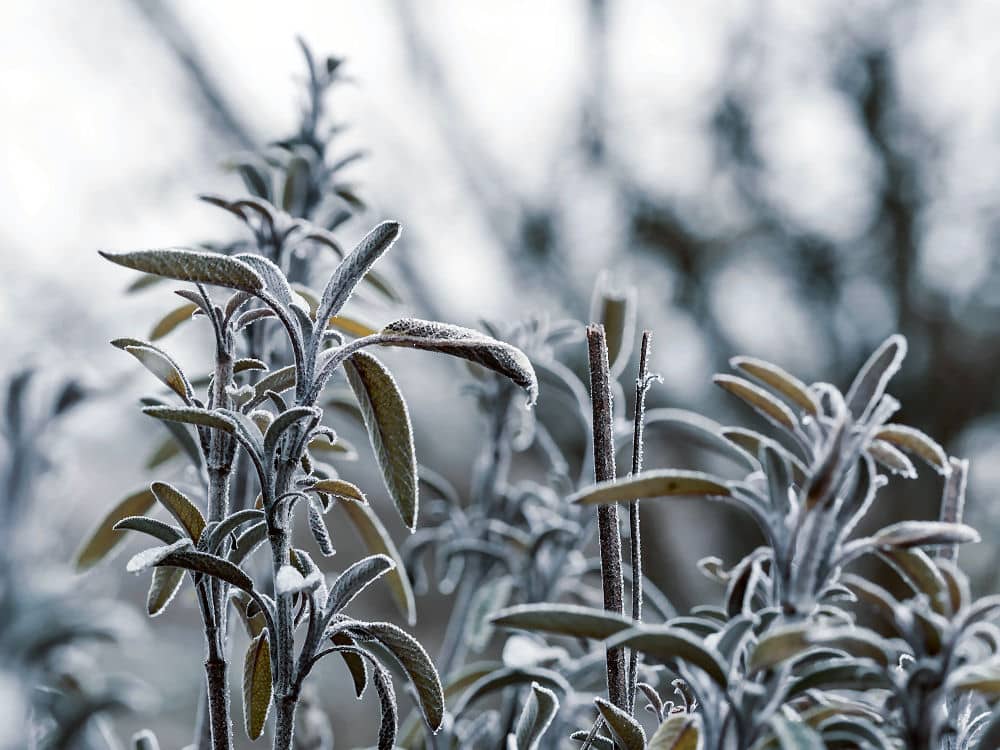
[[486, 333, 1000, 749], [1, 370, 139, 750], [84, 188, 536, 750]]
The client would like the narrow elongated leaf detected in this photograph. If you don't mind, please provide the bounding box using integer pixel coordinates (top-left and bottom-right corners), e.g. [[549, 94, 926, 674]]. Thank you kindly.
[[146, 567, 185, 616], [512, 682, 559, 750], [713, 374, 797, 432], [136, 545, 253, 592], [595, 698, 645, 749], [317, 221, 401, 322], [307, 502, 335, 556], [243, 631, 272, 740], [113, 516, 183, 546], [99, 248, 264, 293], [872, 521, 979, 549], [592, 281, 636, 377], [75, 488, 157, 570], [329, 315, 378, 338], [331, 631, 368, 697], [606, 625, 728, 687], [570, 470, 730, 506], [338, 497, 416, 625], [352, 621, 443, 731], [325, 554, 395, 616], [250, 365, 297, 405], [844, 335, 906, 419], [151, 482, 206, 542], [113, 341, 190, 400], [207, 509, 265, 553], [142, 405, 235, 434], [451, 667, 570, 718], [491, 604, 632, 639], [381, 318, 538, 405], [235, 253, 295, 307], [868, 439, 917, 478], [731, 356, 819, 416], [748, 623, 811, 672], [874, 424, 949, 475], [149, 302, 200, 340], [644, 408, 757, 470], [263, 406, 319, 461], [648, 713, 702, 750], [344, 351, 418, 530], [312, 478, 367, 502]]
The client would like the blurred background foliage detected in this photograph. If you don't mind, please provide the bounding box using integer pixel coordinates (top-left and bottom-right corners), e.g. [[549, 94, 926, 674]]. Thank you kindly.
[[4, 1, 1000, 746]]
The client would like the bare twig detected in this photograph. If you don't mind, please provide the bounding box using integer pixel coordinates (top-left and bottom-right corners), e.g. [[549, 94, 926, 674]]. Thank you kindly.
[[586, 324, 626, 711]]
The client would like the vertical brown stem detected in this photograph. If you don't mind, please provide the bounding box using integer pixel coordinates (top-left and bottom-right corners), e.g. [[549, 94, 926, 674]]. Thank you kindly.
[[937, 457, 969, 562], [586, 324, 627, 711], [626, 330, 653, 715]]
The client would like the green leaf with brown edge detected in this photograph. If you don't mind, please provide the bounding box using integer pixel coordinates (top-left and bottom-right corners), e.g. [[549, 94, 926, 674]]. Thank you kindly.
[[349, 621, 443, 732], [713, 374, 798, 432], [874, 424, 950, 475], [99, 247, 264, 293], [648, 713, 702, 750], [513, 681, 560, 750], [112, 340, 191, 401], [606, 625, 729, 687], [380, 318, 538, 405], [595, 697, 645, 750], [730, 355, 820, 417], [569, 470, 731, 506], [149, 302, 200, 340], [151, 481, 206, 542], [243, 631, 272, 740], [75, 488, 157, 570], [312, 478, 367, 502], [337, 496, 416, 625], [490, 603, 633, 639], [344, 351, 418, 530], [146, 567, 185, 617]]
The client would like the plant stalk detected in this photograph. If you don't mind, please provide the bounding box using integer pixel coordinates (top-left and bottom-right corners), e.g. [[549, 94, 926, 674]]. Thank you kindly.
[[586, 324, 627, 711], [626, 330, 653, 715]]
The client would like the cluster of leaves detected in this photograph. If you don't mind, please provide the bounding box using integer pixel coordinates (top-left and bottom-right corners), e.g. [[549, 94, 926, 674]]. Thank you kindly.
[[486, 333, 1000, 749]]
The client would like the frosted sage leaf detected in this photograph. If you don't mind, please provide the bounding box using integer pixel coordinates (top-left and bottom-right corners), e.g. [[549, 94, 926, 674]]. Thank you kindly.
[[512, 682, 559, 750], [809, 627, 895, 667], [235, 253, 296, 308], [113, 516, 183, 546], [349, 621, 443, 731], [644, 408, 757, 470], [876, 548, 948, 612], [768, 715, 824, 750], [313, 478, 367, 503], [112, 340, 191, 401], [730, 356, 820, 416], [868, 439, 917, 478], [99, 247, 264, 293], [263, 406, 320, 461], [142, 405, 236, 434], [308, 502, 335, 556], [871, 521, 979, 549], [338, 496, 416, 625], [595, 697, 645, 750], [451, 666, 570, 718], [317, 221, 401, 322], [126, 539, 193, 573], [243, 631, 272, 740], [149, 302, 199, 340], [570, 470, 731, 506], [874, 424, 950, 475], [606, 625, 729, 687], [569, 731, 616, 749], [490, 603, 632, 639], [151, 481, 206, 541], [331, 632, 368, 697], [251, 365, 297, 404], [748, 623, 811, 672], [844, 335, 907, 420], [75, 488, 156, 570], [946, 663, 1000, 696], [131, 542, 253, 592], [325, 554, 395, 616], [713, 374, 798, 432], [380, 318, 539, 405], [648, 713, 702, 750], [146, 567, 185, 617], [344, 351, 418, 530]]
